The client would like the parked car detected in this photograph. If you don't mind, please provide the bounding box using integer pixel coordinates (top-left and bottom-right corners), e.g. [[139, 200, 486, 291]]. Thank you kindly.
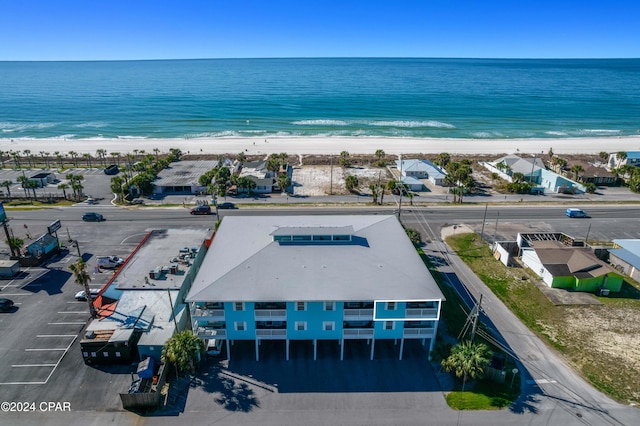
[[82, 212, 104, 222], [96, 255, 124, 269], [190, 205, 212, 215], [216, 202, 236, 209], [75, 289, 100, 301], [104, 164, 119, 175], [206, 339, 223, 356], [565, 208, 589, 218], [0, 298, 14, 312]]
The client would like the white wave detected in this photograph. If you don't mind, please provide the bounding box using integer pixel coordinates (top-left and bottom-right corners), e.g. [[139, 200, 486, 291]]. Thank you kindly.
[[51, 134, 77, 139], [73, 122, 108, 128], [580, 129, 621, 134], [116, 135, 148, 140], [0, 122, 57, 132], [291, 120, 349, 126], [368, 120, 455, 129], [545, 131, 568, 136]]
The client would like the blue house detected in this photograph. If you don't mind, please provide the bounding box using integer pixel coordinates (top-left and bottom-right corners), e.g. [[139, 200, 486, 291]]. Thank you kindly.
[[186, 215, 445, 362]]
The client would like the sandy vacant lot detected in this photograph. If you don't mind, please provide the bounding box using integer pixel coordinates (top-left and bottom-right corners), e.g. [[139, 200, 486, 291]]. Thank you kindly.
[[292, 165, 393, 196]]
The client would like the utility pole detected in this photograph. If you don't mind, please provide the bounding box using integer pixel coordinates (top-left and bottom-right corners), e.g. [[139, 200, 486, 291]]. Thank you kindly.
[[585, 223, 592, 245], [470, 294, 483, 342], [329, 154, 333, 195], [492, 211, 500, 246], [397, 154, 403, 220], [480, 203, 488, 241]]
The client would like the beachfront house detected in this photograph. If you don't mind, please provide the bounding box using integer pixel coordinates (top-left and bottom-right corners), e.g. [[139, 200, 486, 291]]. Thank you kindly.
[[186, 215, 445, 362], [153, 160, 219, 195], [483, 155, 586, 194], [396, 159, 447, 188], [607, 151, 640, 171]]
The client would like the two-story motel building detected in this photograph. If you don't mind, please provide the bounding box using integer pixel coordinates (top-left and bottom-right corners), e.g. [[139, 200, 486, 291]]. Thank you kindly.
[[186, 215, 445, 361]]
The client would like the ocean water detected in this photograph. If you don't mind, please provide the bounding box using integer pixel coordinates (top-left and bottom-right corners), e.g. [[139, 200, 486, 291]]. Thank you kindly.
[[0, 58, 639, 142]]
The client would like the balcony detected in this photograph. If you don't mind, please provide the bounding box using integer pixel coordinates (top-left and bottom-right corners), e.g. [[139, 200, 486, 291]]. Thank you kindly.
[[343, 309, 374, 321], [195, 327, 227, 339], [343, 329, 374, 339], [256, 329, 287, 339], [191, 307, 225, 319], [405, 308, 438, 319], [403, 328, 435, 338], [254, 309, 287, 321]]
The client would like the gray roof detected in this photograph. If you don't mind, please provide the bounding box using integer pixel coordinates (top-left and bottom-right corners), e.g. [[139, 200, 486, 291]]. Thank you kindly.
[[186, 215, 444, 303], [493, 155, 545, 175], [111, 228, 210, 291], [397, 159, 447, 179], [154, 160, 218, 187]]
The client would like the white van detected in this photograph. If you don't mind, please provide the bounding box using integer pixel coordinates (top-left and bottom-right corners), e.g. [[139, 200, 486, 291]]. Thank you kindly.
[[96, 256, 124, 269], [206, 339, 223, 356]]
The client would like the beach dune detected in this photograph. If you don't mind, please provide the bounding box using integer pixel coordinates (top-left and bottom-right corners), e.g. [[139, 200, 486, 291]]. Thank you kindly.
[[4, 136, 640, 157]]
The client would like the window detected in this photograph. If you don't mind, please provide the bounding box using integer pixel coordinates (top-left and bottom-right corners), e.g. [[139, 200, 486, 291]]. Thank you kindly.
[[384, 321, 395, 330], [83, 352, 88, 358], [115, 352, 121, 357], [91, 352, 96, 358], [235, 321, 246, 331], [103, 352, 109, 357], [295, 321, 307, 331], [386, 302, 396, 311], [323, 321, 335, 331], [296, 301, 306, 311], [234, 302, 244, 311], [324, 301, 335, 311]]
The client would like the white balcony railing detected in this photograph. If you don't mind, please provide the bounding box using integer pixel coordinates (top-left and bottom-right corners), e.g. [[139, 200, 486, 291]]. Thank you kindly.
[[195, 327, 227, 339], [256, 329, 287, 339], [254, 309, 287, 320], [403, 328, 434, 338], [405, 308, 438, 318], [343, 309, 374, 320], [192, 308, 225, 319], [343, 329, 375, 339]]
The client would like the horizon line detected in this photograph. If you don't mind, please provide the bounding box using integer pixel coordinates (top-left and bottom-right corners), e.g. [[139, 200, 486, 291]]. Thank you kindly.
[[1, 56, 639, 63]]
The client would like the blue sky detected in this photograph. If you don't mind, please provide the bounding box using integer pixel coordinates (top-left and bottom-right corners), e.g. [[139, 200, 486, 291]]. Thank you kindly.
[[1, 0, 638, 60]]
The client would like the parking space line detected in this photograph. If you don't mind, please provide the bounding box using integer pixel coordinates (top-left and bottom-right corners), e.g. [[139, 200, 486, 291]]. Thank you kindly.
[[57, 311, 90, 314], [25, 348, 67, 352], [0, 293, 33, 297], [12, 364, 57, 368], [48, 322, 86, 325], [37, 334, 78, 338], [42, 336, 78, 384]]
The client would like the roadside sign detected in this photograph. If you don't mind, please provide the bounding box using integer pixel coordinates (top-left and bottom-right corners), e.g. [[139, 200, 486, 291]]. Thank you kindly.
[[48, 219, 61, 234]]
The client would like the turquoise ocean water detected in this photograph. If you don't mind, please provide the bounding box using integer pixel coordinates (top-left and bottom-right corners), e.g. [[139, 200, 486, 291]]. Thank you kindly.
[[0, 58, 638, 142]]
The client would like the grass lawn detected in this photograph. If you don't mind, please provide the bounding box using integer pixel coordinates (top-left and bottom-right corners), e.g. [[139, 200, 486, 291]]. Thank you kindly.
[[446, 233, 640, 405]]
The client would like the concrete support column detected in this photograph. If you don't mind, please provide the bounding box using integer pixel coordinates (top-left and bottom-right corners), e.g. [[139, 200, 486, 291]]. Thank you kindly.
[[313, 339, 317, 361], [428, 321, 440, 361], [286, 338, 290, 361], [370, 338, 375, 361], [255, 339, 259, 361], [399, 337, 405, 360], [340, 338, 345, 361], [226, 339, 231, 361]]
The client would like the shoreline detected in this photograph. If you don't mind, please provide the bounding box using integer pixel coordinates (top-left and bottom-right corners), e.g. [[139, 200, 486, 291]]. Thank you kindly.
[[3, 136, 640, 157]]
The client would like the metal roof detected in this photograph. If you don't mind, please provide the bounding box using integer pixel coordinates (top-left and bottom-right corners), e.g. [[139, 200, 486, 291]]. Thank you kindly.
[[154, 160, 219, 187], [186, 215, 444, 303]]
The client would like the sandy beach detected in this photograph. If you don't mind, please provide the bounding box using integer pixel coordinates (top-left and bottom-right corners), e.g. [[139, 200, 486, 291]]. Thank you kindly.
[[3, 136, 640, 157]]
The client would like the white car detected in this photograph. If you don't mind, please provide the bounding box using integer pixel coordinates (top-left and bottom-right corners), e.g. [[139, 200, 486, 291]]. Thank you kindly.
[[97, 256, 125, 269], [75, 289, 100, 301]]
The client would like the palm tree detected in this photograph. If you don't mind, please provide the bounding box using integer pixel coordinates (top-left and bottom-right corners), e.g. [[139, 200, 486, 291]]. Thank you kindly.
[[23, 149, 33, 168], [345, 175, 359, 193], [54, 151, 64, 168], [68, 151, 79, 167], [110, 176, 126, 203], [441, 340, 491, 391], [96, 149, 107, 167], [405, 228, 422, 246], [339, 151, 351, 168], [436, 152, 451, 168], [512, 172, 525, 183], [236, 176, 256, 194], [277, 173, 291, 194], [82, 153, 93, 168], [16, 175, 29, 198], [235, 152, 247, 165], [69, 259, 98, 318], [161, 330, 203, 376], [570, 164, 584, 180], [1, 180, 13, 199], [598, 151, 609, 163], [153, 148, 160, 162], [110, 152, 121, 166], [25, 180, 39, 200], [57, 182, 70, 200]]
